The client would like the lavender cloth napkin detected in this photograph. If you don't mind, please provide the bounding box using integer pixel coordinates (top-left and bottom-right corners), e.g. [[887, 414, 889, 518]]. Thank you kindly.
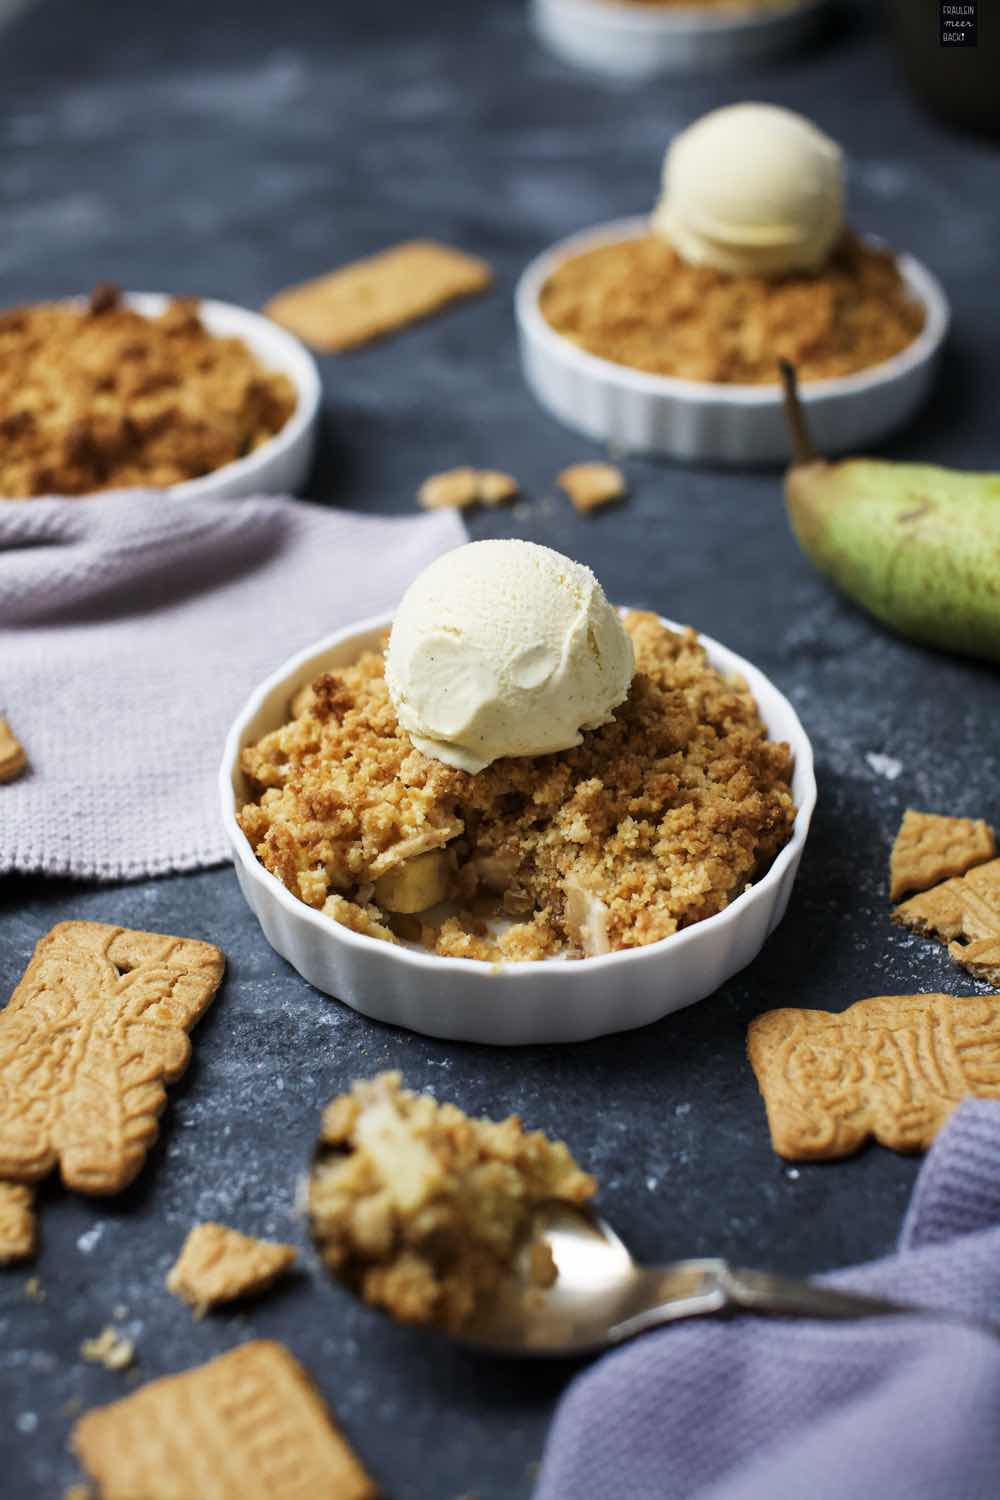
[[0, 491, 464, 880], [537, 1100, 1000, 1500]]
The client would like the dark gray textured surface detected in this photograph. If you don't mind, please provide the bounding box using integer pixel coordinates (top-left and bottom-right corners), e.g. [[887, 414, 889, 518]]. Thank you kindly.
[[1, 1, 998, 1495]]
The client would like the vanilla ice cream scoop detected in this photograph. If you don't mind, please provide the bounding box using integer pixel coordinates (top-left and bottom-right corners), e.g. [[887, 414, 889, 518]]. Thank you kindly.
[[385, 540, 634, 773], [653, 103, 844, 278]]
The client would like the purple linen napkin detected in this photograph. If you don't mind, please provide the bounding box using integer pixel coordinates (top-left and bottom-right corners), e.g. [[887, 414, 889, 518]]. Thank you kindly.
[[0, 491, 464, 880], [536, 1100, 1000, 1500]]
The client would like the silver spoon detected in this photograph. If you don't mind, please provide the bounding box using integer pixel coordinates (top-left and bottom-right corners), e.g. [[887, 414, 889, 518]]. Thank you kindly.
[[448, 1202, 996, 1357]]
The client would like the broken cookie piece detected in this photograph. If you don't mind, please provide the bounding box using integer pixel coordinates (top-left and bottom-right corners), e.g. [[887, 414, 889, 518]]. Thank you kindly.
[[0, 1181, 35, 1264], [417, 467, 518, 511], [71, 1340, 377, 1500], [557, 462, 626, 513], [308, 1072, 595, 1332], [167, 1222, 297, 1313], [894, 857, 1000, 989], [749, 992, 1000, 1160], [890, 809, 996, 902]]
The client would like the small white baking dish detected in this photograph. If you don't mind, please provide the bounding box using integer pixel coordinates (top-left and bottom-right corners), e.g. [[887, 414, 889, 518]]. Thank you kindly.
[[515, 218, 949, 464], [532, 0, 830, 77], [220, 611, 816, 1046], [71, 292, 321, 500]]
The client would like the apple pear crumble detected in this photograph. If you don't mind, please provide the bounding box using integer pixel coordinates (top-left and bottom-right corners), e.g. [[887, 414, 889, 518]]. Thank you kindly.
[[308, 1073, 595, 1329], [0, 284, 296, 497], [237, 611, 795, 962], [539, 231, 925, 386]]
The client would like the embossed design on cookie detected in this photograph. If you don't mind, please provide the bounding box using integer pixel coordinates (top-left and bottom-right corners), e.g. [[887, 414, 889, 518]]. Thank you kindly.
[[0, 922, 224, 1195], [72, 1339, 378, 1500], [748, 993, 1000, 1160]]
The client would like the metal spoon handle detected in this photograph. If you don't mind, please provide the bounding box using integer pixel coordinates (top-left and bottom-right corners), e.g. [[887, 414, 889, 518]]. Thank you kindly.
[[609, 1260, 999, 1344], [719, 1265, 930, 1323]]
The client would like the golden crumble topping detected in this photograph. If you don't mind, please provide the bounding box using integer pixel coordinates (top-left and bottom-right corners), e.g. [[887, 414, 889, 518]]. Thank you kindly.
[[539, 231, 925, 386], [237, 611, 795, 962], [308, 1073, 595, 1330], [0, 284, 296, 497]]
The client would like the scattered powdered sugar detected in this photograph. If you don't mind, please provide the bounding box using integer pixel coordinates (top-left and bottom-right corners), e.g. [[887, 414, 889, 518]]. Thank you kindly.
[[865, 752, 903, 781], [76, 1223, 105, 1255]]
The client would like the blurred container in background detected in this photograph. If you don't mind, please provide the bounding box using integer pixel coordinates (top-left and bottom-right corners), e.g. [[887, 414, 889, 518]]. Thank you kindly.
[[532, 0, 830, 78]]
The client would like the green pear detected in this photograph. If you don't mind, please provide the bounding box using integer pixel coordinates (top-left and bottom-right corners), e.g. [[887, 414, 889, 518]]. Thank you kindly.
[[780, 363, 1000, 665]]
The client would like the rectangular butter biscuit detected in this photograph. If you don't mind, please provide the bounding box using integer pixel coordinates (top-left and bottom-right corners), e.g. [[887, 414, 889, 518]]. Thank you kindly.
[[72, 1339, 377, 1500], [265, 241, 493, 352]]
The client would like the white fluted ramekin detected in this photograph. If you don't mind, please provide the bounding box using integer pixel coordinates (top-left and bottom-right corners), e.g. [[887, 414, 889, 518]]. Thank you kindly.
[[532, 0, 830, 77], [71, 293, 321, 500], [220, 611, 816, 1046], [516, 218, 949, 464]]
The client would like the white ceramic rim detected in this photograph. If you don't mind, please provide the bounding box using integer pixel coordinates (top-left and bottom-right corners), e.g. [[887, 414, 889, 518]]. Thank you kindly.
[[541, 0, 828, 37], [220, 610, 817, 981], [515, 217, 950, 410], [63, 291, 322, 500]]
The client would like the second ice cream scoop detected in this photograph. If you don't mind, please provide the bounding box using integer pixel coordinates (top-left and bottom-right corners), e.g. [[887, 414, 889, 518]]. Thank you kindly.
[[653, 103, 844, 278], [385, 540, 634, 773]]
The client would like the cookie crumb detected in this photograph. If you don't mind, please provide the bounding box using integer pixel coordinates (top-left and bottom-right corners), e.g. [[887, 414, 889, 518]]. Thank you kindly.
[[0, 718, 27, 783], [418, 467, 518, 511], [0, 1181, 35, 1263], [476, 470, 519, 505], [25, 1276, 45, 1303], [80, 1326, 135, 1372], [557, 462, 626, 513]]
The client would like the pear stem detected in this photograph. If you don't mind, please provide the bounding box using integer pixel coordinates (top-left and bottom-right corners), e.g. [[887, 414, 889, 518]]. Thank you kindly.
[[779, 360, 819, 467]]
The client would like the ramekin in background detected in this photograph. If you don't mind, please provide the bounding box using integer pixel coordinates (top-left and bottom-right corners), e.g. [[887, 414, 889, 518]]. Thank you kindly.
[[220, 611, 816, 1047], [93, 293, 321, 501], [515, 218, 949, 465], [532, 0, 830, 78]]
